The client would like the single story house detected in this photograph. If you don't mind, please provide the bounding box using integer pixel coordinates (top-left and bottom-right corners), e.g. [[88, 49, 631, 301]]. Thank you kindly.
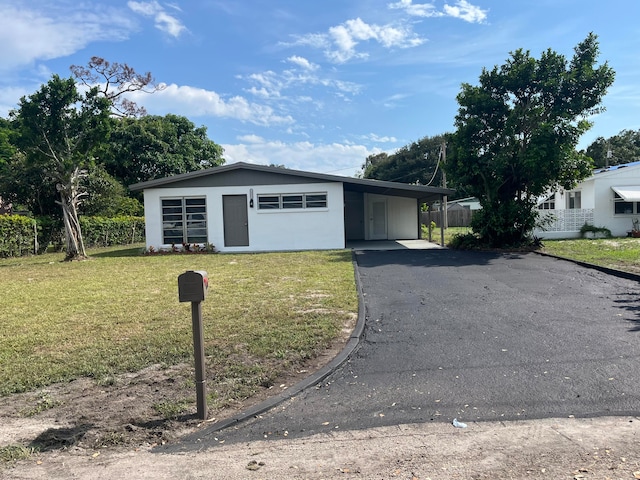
[[129, 162, 454, 253], [534, 161, 640, 239]]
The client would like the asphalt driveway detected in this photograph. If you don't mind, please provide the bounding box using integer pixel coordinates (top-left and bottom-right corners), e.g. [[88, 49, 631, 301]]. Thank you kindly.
[[173, 249, 640, 449]]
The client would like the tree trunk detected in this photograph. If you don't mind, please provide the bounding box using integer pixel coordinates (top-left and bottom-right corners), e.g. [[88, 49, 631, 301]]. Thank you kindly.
[[57, 168, 88, 261]]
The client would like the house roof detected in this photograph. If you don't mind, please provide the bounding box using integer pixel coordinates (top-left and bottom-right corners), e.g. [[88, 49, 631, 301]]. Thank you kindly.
[[129, 161, 454, 202], [592, 161, 640, 177]]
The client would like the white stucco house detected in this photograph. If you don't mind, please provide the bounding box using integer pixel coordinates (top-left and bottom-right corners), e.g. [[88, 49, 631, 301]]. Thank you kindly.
[[534, 161, 640, 239], [129, 162, 454, 253]]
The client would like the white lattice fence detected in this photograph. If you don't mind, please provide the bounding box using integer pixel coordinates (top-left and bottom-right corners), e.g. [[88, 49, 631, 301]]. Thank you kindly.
[[537, 209, 594, 232]]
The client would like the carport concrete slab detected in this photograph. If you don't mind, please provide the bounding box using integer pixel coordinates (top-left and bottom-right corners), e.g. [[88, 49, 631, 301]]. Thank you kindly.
[[347, 239, 444, 250]]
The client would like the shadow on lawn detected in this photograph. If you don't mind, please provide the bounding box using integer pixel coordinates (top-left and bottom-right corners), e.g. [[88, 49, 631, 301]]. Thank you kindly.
[[90, 246, 145, 258]]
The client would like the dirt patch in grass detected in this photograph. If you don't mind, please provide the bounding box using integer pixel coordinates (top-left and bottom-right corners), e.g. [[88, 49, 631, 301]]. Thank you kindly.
[[0, 325, 353, 464]]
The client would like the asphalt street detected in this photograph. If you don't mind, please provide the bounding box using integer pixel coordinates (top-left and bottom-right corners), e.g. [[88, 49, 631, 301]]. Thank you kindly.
[[171, 249, 640, 451]]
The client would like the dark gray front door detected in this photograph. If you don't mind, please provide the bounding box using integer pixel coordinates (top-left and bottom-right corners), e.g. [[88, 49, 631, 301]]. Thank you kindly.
[[223, 195, 249, 247]]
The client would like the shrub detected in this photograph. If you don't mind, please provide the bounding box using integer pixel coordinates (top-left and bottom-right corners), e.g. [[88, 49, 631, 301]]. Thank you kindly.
[[579, 223, 611, 239], [79, 216, 145, 247], [0, 214, 36, 257], [447, 232, 482, 250]]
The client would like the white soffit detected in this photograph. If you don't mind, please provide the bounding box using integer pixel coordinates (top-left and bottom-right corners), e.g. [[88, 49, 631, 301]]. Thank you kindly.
[[612, 186, 640, 201]]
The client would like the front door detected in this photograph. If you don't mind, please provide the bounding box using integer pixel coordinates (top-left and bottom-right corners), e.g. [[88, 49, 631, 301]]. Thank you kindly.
[[223, 195, 249, 247], [369, 199, 387, 240]]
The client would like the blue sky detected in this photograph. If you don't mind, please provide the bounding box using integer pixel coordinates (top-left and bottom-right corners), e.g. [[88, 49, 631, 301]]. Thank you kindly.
[[1, 1, 639, 177]]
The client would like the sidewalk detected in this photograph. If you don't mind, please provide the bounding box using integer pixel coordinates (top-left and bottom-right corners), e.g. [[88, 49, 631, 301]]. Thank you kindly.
[[4, 416, 639, 479]]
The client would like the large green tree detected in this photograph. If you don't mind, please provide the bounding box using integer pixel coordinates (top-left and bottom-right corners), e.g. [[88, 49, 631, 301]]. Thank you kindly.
[[103, 114, 224, 187], [11, 75, 111, 260], [584, 129, 640, 168], [363, 134, 448, 187], [448, 33, 615, 247]]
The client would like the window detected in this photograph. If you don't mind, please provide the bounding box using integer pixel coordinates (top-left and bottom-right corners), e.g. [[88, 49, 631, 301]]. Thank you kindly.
[[257, 193, 327, 210], [614, 192, 636, 215], [282, 194, 303, 209], [538, 194, 555, 210], [566, 191, 581, 209], [162, 197, 207, 244]]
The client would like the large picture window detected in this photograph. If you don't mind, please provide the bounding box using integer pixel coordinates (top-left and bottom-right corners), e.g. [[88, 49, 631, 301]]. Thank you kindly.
[[162, 197, 207, 244], [257, 193, 327, 210]]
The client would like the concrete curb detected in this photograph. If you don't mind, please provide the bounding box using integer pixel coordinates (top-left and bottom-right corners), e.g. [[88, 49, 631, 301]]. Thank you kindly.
[[534, 250, 640, 283], [174, 251, 367, 441]]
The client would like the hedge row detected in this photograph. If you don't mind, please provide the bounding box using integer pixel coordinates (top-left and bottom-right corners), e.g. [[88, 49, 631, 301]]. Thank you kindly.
[[0, 215, 145, 257], [80, 216, 145, 247], [0, 214, 36, 258]]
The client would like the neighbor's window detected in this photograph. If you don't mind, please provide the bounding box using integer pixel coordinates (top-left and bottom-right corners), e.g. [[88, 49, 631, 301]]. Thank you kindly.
[[614, 192, 636, 215], [162, 197, 207, 244], [257, 193, 327, 210], [538, 194, 555, 210], [566, 191, 581, 209]]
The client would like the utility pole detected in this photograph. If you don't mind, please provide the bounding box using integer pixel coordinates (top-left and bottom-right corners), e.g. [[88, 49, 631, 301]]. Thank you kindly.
[[441, 141, 448, 230]]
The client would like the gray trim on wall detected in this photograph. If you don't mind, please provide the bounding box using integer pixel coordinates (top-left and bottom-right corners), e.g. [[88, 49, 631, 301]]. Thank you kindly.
[[129, 161, 454, 203]]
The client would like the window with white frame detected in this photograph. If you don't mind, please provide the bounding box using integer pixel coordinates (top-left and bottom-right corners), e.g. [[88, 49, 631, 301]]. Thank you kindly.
[[614, 192, 636, 215], [162, 197, 207, 244], [538, 194, 555, 210], [566, 191, 581, 209], [257, 193, 327, 210]]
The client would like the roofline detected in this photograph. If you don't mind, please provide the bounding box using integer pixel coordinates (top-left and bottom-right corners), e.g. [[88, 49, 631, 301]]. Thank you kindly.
[[588, 161, 640, 180], [129, 161, 455, 198]]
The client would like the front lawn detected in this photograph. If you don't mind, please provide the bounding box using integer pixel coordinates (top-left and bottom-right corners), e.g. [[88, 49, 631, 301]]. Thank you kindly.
[[0, 245, 358, 403], [541, 237, 640, 274]]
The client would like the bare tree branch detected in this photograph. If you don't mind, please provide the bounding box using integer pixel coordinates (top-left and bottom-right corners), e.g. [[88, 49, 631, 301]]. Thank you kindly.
[[71, 56, 165, 117]]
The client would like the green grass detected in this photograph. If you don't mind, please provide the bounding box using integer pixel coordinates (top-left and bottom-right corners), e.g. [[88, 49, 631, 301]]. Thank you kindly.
[[541, 237, 640, 274], [0, 445, 36, 463], [422, 225, 472, 245], [0, 245, 357, 402]]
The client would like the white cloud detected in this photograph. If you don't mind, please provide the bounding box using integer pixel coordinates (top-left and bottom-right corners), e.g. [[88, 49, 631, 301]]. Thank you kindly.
[[129, 83, 294, 126], [288, 17, 425, 64], [364, 133, 399, 143], [443, 0, 488, 23], [388, 0, 443, 18], [242, 68, 361, 101], [222, 137, 382, 176], [388, 0, 487, 23], [286, 55, 319, 71], [127, 0, 187, 37], [0, 3, 135, 71]]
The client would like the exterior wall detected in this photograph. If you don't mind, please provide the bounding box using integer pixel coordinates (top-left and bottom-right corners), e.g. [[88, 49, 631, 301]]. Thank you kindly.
[[591, 174, 638, 237], [535, 164, 640, 238], [363, 193, 419, 240], [143, 182, 345, 252]]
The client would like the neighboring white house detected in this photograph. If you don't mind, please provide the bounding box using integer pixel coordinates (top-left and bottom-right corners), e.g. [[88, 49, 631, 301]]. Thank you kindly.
[[534, 161, 640, 239], [129, 162, 453, 253]]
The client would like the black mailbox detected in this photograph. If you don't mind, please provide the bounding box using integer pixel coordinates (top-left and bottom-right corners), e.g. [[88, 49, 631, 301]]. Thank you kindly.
[[178, 270, 208, 302]]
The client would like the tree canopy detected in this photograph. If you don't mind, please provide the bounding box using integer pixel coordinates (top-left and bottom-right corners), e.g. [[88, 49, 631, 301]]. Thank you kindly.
[[448, 33, 615, 247], [584, 129, 640, 168], [10, 75, 112, 259], [103, 114, 224, 188], [362, 134, 448, 187], [0, 59, 226, 259]]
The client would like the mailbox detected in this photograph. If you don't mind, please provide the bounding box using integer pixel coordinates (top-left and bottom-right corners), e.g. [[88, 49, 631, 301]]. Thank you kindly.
[[178, 270, 208, 302]]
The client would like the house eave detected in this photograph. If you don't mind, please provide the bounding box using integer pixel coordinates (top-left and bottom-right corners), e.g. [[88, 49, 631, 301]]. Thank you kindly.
[[129, 161, 454, 202]]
